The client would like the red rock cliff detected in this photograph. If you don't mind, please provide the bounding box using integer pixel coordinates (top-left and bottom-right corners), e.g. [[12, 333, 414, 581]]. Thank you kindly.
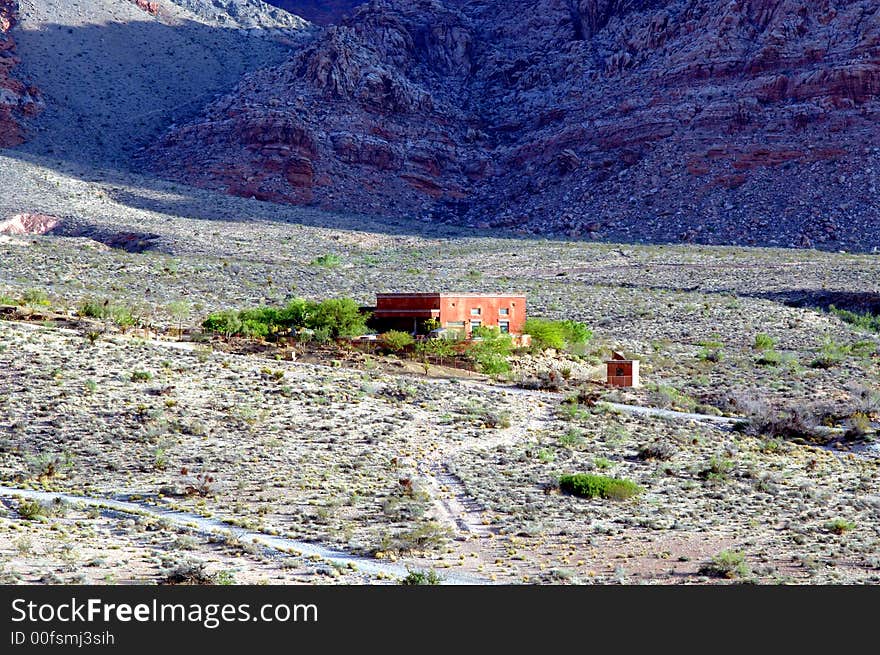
[[143, 0, 880, 250], [0, 0, 40, 148]]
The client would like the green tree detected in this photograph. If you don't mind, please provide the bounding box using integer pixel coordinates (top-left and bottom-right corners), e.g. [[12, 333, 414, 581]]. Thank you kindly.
[[307, 298, 370, 338], [382, 330, 415, 352], [167, 300, 191, 340]]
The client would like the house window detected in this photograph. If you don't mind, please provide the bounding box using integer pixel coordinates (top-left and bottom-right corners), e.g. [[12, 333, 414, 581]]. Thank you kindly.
[[445, 321, 465, 328], [499, 308, 509, 316], [470, 307, 481, 316], [499, 321, 510, 333], [470, 319, 482, 330]]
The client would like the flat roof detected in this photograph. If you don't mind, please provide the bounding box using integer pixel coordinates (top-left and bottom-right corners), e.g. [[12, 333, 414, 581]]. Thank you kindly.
[[376, 292, 526, 298]]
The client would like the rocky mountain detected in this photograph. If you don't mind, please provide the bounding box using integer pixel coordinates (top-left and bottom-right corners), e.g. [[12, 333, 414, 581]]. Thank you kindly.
[[7, 0, 309, 167], [263, 1, 366, 25], [142, 0, 880, 250]]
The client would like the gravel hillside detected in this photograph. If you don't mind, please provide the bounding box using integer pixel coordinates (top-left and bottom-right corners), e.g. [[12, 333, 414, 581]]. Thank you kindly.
[[11, 0, 311, 167]]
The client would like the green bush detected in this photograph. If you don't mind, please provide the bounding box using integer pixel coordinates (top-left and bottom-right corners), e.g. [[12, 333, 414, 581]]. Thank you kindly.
[[810, 339, 849, 369], [699, 550, 750, 579], [201, 297, 369, 340], [755, 349, 782, 366], [310, 253, 342, 268], [468, 326, 513, 374], [131, 370, 153, 382], [401, 569, 443, 585], [16, 499, 45, 521], [558, 473, 642, 500], [381, 330, 415, 352], [524, 318, 565, 350], [829, 305, 880, 333], [79, 299, 110, 318], [308, 298, 369, 338], [524, 318, 592, 352], [202, 309, 243, 338], [824, 518, 856, 535], [22, 289, 50, 307], [698, 347, 724, 362], [754, 333, 776, 350]]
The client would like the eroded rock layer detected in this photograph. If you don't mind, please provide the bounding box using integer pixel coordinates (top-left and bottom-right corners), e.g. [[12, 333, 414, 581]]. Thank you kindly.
[[142, 0, 880, 249]]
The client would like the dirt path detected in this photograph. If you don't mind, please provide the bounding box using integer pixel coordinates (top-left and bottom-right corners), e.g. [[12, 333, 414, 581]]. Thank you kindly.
[[418, 397, 557, 538], [0, 486, 487, 585]]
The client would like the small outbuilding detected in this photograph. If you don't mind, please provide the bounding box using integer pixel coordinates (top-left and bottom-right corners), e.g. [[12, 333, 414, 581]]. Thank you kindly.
[[606, 351, 639, 387]]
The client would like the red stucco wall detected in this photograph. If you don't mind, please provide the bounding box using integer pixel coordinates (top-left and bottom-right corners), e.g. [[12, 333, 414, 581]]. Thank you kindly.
[[375, 293, 526, 335]]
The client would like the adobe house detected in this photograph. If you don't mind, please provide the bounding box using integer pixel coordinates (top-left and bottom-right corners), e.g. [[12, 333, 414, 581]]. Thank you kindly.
[[373, 293, 526, 337], [606, 351, 640, 387]]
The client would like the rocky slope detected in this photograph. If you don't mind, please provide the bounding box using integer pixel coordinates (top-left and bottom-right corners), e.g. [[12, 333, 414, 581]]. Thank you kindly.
[[143, 0, 880, 251], [0, 1, 41, 148], [263, 1, 365, 26], [9, 0, 309, 167]]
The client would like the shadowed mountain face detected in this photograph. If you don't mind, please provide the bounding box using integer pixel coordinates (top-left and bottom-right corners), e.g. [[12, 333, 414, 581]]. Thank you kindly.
[[3, 1, 879, 251], [8, 0, 308, 167], [262, 1, 366, 25], [142, 0, 880, 251]]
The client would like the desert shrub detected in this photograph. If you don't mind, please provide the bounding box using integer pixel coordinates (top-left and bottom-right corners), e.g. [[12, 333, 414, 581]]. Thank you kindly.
[[401, 569, 443, 585], [738, 399, 819, 441], [312, 326, 333, 344], [111, 305, 136, 332], [181, 468, 216, 497], [477, 408, 511, 429], [381, 330, 414, 352], [698, 347, 724, 362], [560, 320, 593, 346], [22, 289, 50, 306], [201, 297, 368, 340], [159, 559, 215, 585], [16, 499, 45, 521], [202, 309, 243, 337], [79, 298, 111, 318], [382, 521, 451, 554], [647, 383, 697, 412], [558, 473, 642, 500], [829, 305, 880, 333], [517, 369, 564, 391], [415, 337, 458, 367], [524, 318, 592, 352], [753, 333, 776, 350], [559, 428, 584, 447], [239, 318, 269, 340], [810, 339, 849, 369], [637, 441, 677, 461], [310, 253, 341, 268], [699, 456, 734, 482], [699, 550, 750, 579], [523, 318, 564, 349], [27, 451, 73, 479], [130, 370, 153, 382], [845, 413, 872, 439], [824, 518, 856, 535], [755, 349, 782, 366]]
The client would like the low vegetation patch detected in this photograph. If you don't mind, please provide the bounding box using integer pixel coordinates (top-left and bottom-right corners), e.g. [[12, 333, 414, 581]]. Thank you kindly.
[[523, 318, 592, 353], [824, 518, 856, 535], [558, 473, 642, 500], [829, 305, 880, 333], [202, 297, 370, 340], [401, 569, 443, 585], [16, 499, 46, 521], [699, 550, 750, 579]]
